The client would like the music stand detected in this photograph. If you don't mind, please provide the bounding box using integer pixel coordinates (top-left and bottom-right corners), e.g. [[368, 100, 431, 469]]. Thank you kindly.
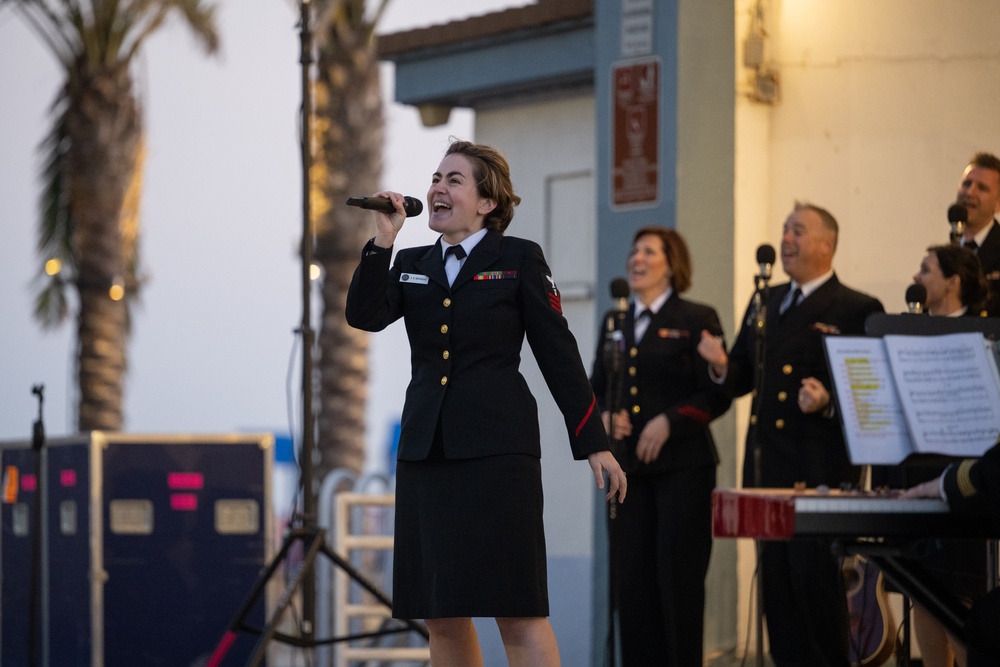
[[832, 313, 1000, 665], [205, 2, 426, 664]]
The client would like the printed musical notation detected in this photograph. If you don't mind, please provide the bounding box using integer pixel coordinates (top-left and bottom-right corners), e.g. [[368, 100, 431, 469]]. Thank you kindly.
[[825, 333, 1000, 464]]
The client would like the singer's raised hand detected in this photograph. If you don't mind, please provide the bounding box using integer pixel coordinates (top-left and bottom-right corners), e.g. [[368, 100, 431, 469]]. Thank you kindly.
[[372, 191, 408, 248], [798, 377, 830, 415], [697, 330, 728, 376]]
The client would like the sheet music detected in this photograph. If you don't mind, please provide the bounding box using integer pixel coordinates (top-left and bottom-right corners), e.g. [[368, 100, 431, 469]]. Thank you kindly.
[[884, 332, 1000, 457], [825, 336, 914, 464], [826, 332, 1000, 464]]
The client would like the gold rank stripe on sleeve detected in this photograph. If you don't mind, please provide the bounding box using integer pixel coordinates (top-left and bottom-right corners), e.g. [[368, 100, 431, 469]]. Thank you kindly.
[[473, 271, 518, 280], [957, 458, 979, 498]]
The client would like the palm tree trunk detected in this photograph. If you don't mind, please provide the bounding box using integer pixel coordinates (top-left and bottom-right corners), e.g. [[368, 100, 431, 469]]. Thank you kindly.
[[313, 14, 385, 480], [65, 61, 142, 431]]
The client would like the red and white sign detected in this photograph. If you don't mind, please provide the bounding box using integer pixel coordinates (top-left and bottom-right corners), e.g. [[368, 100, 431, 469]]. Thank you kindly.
[[612, 57, 660, 209]]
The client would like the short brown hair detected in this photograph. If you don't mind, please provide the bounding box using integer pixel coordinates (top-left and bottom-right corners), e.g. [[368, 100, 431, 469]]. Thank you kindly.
[[632, 226, 693, 293], [969, 152, 1000, 178], [444, 139, 521, 233]]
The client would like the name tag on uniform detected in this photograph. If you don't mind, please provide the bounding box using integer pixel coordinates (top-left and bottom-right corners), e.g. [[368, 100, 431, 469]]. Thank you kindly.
[[399, 273, 429, 284]]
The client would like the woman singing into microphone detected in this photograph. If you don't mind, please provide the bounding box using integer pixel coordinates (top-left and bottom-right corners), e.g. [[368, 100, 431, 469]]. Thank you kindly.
[[346, 139, 626, 667]]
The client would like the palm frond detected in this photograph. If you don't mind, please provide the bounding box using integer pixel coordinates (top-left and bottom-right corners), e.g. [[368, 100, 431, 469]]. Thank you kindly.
[[33, 277, 70, 329], [7, 0, 81, 64], [123, 0, 219, 63], [32, 100, 74, 328]]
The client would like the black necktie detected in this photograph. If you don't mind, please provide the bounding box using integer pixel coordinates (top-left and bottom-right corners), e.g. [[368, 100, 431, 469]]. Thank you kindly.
[[634, 308, 653, 342], [780, 287, 802, 319], [445, 245, 466, 260], [966, 240, 979, 253]]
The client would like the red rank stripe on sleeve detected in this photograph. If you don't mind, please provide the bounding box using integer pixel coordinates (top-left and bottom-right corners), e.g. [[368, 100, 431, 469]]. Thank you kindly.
[[575, 395, 597, 436], [548, 292, 562, 313], [678, 405, 711, 424]]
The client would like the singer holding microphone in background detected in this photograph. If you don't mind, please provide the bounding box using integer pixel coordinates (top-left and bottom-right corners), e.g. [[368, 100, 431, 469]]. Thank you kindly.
[[590, 227, 730, 667], [345, 139, 627, 667], [953, 152, 1000, 314], [698, 202, 884, 666]]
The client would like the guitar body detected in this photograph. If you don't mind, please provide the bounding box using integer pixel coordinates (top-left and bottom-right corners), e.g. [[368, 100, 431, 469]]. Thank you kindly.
[[842, 555, 897, 666]]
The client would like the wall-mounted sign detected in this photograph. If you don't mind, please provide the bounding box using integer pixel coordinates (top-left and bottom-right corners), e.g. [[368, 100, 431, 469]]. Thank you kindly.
[[612, 57, 660, 209], [621, 0, 654, 57]]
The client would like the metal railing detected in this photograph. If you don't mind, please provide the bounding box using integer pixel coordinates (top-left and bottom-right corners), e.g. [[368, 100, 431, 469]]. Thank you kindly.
[[315, 471, 430, 667]]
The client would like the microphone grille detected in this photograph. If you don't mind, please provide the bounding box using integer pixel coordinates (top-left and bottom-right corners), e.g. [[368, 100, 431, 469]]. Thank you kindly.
[[402, 196, 424, 217], [756, 244, 776, 264], [947, 203, 968, 224], [610, 278, 630, 299], [905, 283, 927, 304]]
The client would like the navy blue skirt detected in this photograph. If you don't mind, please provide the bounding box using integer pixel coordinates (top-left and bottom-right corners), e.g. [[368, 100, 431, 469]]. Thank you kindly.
[[391, 453, 548, 619]]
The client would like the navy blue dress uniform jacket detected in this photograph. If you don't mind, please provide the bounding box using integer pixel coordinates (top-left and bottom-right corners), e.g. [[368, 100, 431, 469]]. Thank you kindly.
[[590, 293, 731, 473], [728, 275, 885, 488], [973, 221, 1000, 315], [345, 230, 609, 462], [940, 442, 1000, 667]]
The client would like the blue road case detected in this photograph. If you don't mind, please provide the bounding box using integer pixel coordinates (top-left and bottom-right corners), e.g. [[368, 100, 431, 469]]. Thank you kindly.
[[0, 432, 273, 666]]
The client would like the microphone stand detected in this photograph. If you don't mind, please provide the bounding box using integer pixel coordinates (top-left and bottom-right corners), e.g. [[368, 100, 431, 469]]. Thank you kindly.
[[28, 384, 45, 667], [749, 273, 769, 667], [950, 221, 964, 247], [205, 4, 427, 664], [603, 307, 626, 667]]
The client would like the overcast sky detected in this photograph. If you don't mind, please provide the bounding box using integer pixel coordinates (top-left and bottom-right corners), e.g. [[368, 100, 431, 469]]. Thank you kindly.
[[0, 0, 529, 469]]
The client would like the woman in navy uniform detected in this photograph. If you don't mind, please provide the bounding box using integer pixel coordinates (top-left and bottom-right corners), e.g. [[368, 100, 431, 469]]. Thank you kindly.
[[893, 244, 990, 667], [590, 227, 730, 666], [346, 139, 627, 667]]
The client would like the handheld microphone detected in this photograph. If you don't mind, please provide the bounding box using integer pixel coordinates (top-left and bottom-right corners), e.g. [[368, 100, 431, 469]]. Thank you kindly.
[[948, 203, 967, 245], [345, 196, 423, 217], [905, 283, 927, 314], [756, 244, 776, 285]]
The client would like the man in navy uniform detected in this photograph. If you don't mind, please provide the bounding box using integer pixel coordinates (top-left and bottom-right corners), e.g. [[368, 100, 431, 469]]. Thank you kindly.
[[954, 152, 1000, 314], [698, 202, 885, 666]]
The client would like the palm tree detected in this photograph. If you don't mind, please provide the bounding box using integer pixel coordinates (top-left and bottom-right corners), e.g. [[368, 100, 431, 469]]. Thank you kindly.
[[6, 0, 219, 430], [311, 0, 389, 480]]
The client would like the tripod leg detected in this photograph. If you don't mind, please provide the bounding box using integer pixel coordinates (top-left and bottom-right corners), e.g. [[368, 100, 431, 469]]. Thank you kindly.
[[207, 529, 310, 667], [243, 530, 326, 667], [317, 541, 428, 640]]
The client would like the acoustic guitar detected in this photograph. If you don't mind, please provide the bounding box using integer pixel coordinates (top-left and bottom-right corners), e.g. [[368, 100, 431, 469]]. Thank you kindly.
[[842, 554, 897, 666]]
